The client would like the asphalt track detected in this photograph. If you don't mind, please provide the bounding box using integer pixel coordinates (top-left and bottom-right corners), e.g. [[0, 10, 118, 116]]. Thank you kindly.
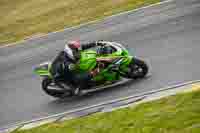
[[1, 0, 200, 128]]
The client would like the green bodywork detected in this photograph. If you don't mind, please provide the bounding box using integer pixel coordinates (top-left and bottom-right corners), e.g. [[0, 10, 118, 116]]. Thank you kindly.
[[34, 62, 52, 78], [34, 46, 133, 83]]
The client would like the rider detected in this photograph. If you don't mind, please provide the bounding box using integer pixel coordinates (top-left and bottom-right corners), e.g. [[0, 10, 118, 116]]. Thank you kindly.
[[51, 40, 106, 95]]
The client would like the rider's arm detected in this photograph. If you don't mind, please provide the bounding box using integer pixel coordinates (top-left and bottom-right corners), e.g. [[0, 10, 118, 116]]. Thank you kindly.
[[81, 42, 97, 50], [81, 41, 105, 50]]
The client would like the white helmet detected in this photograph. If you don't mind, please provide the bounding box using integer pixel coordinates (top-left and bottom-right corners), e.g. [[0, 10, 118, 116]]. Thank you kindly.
[[64, 40, 81, 60]]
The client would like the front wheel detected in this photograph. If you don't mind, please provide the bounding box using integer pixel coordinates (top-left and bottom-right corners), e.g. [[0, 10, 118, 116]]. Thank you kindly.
[[42, 78, 71, 98], [127, 58, 148, 79]]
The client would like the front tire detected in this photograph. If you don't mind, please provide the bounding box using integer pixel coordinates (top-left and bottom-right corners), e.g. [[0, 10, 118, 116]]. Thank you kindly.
[[42, 78, 70, 98], [127, 58, 148, 79]]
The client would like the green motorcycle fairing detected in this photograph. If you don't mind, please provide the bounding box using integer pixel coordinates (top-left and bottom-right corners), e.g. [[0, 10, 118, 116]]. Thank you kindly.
[[78, 50, 97, 72], [34, 62, 52, 78], [77, 46, 133, 82]]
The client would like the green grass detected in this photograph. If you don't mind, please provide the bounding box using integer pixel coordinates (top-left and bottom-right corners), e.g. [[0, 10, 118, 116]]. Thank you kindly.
[[0, 0, 160, 45], [13, 89, 200, 133]]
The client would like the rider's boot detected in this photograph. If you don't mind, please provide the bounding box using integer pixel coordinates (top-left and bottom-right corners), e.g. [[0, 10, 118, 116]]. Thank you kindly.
[[71, 68, 100, 96]]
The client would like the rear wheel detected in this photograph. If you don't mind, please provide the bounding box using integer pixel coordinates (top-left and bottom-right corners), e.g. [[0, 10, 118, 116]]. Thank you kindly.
[[127, 58, 148, 79], [42, 78, 71, 98]]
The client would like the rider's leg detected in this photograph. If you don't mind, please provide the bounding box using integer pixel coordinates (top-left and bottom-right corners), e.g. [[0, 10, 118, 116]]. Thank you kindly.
[[74, 72, 92, 89]]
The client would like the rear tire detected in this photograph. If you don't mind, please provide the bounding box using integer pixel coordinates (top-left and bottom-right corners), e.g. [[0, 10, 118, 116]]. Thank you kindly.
[[127, 58, 148, 79], [42, 78, 70, 98]]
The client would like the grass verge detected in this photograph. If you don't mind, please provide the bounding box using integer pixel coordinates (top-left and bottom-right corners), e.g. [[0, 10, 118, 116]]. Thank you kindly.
[[12, 88, 200, 133], [0, 0, 160, 45]]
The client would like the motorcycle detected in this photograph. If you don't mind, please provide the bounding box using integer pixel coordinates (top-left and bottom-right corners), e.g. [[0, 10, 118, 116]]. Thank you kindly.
[[34, 41, 149, 98]]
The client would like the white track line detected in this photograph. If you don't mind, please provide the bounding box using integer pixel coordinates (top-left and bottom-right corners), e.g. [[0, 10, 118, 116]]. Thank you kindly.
[[1, 79, 200, 133], [0, 0, 174, 49]]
